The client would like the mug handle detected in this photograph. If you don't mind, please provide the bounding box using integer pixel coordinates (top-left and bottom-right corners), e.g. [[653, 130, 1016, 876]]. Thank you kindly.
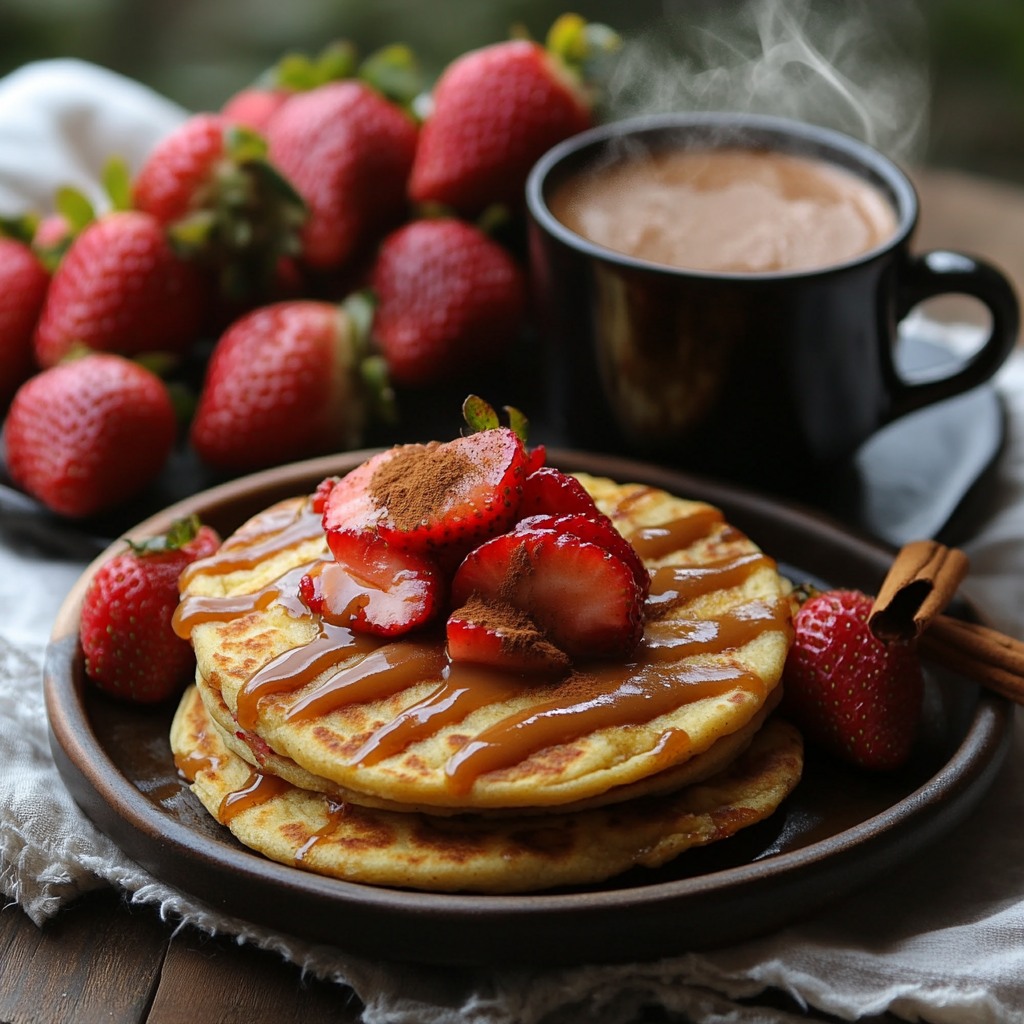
[[885, 250, 1019, 422]]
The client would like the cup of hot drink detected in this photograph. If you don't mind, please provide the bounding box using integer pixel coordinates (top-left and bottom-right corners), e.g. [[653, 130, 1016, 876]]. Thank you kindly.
[[526, 112, 1019, 495]]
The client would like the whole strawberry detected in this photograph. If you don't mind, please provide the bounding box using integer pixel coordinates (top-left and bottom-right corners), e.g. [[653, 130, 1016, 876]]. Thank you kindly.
[[5, 353, 177, 517], [221, 39, 359, 131], [0, 236, 49, 406], [133, 114, 306, 302], [782, 589, 923, 770], [267, 80, 418, 271], [408, 17, 617, 214], [371, 219, 525, 386], [190, 298, 377, 470], [80, 517, 220, 703], [32, 211, 207, 368]]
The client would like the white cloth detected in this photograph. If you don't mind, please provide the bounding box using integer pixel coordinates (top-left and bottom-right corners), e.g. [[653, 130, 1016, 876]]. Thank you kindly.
[[4, 59, 1024, 1024]]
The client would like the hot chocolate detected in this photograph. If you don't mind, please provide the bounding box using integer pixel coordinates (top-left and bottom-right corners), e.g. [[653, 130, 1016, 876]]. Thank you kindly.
[[548, 148, 898, 274]]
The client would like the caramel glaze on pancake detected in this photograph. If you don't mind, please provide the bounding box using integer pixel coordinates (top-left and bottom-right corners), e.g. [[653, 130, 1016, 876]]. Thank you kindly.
[[171, 683, 803, 893], [178, 476, 793, 811]]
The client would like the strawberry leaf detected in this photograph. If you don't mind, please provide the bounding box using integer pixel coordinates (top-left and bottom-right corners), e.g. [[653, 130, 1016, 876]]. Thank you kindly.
[[315, 40, 358, 84], [0, 212, 39, 245], [103, 157, 132, 212], [358, 44, 423, 106], [360, 354, 398, 425], [503, 405, 529, 444], [126, 514, 202, 555], [54, 187, 95, 233], [462, 395, 499, 433], [224, 125, 268, 164], [343, 289, 377, 355]]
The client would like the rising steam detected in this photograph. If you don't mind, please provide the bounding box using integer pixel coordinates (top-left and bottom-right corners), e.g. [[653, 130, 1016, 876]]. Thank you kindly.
[[605, 0, 929, 166]]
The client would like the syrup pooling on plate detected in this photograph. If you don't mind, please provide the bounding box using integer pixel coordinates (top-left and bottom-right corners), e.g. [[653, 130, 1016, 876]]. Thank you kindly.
[[185, 490, 789, 795]]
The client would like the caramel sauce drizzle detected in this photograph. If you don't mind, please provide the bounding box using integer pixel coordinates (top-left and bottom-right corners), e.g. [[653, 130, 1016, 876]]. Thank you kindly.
[[647, 551, 776, 614], [236, 623, 380, 730], [179, 503, 324, 587], [443, 662, 764, 795], [294, 799, 349, 865], [285, 641, 446, 723], [642, 599, 792, 661], [174, 746, 221, 782], [347, 662, 523, 768], [218, 769, 292, 824], [627, 507, 725, 560]]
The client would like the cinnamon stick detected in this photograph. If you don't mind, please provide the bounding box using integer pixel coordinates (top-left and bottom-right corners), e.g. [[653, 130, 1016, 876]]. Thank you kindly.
[[869, 540, 1024, 705], [868, 540, 970, 643], [920, 616, 1024, 704]]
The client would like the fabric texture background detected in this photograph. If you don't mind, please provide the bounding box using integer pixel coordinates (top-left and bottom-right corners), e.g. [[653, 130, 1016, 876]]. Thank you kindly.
[[2, 59, 1024, 1024]]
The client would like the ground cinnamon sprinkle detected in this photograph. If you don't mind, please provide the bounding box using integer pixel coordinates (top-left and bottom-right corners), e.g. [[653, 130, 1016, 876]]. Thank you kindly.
[[369, 442, 473, 531], [499, 541, 533, 602], [457, 594, 566, 666]]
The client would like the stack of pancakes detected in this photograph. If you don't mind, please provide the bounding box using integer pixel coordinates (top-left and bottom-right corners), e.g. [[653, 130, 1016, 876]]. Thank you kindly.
[[171, 472, 802, 893]]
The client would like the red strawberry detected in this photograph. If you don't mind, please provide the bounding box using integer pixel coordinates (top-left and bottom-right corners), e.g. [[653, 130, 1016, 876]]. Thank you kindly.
[[299, 531, 442, 637], [519, 466, 599, 518], [267, 80, 418, 271], [133, 114, 306, 302], [524, 443, 547, 475], [5, 354, 177, 517], [371, 219, 526, 386], [0, 237, 48, 406], [222, 87, 292, 132], [190, 300, 374, 471], [451, 523, 644, 658], [32, 211, 206, 368], [221, 40, 360, 132], [782, 589, 923, 770], [515, 512, 649, 600], [322, 428, 529, 560], [80, 517, 221, 702], [408, 19, 607, 214], [447, 594, 569, 674]]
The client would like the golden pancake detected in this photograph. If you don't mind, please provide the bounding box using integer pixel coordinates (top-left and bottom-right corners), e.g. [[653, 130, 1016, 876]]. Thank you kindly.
[[178, 473, 792, 811], [171, 683, 803, 893], [194, 665, 783, 815]]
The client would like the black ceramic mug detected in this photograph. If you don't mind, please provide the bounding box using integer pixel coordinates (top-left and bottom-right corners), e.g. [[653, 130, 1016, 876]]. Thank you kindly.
[[526, 113, 1019, 496]]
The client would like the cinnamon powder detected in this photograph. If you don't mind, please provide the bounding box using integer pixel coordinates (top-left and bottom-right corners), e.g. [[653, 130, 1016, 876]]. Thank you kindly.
[[369, 443, 474, 531], [457, 594, 569, 669]]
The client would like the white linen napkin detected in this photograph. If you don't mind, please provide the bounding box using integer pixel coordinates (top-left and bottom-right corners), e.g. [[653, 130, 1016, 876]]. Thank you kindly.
[[3, 59, 1024, 1024]]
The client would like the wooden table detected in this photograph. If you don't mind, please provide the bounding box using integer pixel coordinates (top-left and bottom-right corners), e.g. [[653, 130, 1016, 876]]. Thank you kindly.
[[1, 167, 1019, 1024]]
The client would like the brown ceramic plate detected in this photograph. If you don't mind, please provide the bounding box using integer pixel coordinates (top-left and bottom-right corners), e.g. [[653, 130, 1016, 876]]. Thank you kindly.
[[44, 451, 1013, 967]]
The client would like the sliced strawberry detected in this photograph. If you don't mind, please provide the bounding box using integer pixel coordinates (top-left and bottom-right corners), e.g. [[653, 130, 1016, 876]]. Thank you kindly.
[[446, 595, 569, 674], [524, 444, 547, 475], [515, 513, 650, 600], [451, 526, 643, 658], [311, 476, 339, 514], [519, 466, 600, 518], [299, 531, 442, 636], [321, 448, 398, 543], [360, 429, 528, 557]]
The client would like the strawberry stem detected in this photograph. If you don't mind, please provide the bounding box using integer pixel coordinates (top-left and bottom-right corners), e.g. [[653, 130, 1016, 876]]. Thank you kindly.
[[125, 514, 202, 555]]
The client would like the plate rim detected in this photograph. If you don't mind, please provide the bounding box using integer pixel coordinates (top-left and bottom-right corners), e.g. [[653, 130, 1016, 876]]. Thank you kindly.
[[43, 450, 1015, 961]]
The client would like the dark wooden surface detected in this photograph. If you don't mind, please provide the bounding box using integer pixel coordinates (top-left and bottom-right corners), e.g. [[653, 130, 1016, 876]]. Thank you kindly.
[[0, 170, 1012, 1023]]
